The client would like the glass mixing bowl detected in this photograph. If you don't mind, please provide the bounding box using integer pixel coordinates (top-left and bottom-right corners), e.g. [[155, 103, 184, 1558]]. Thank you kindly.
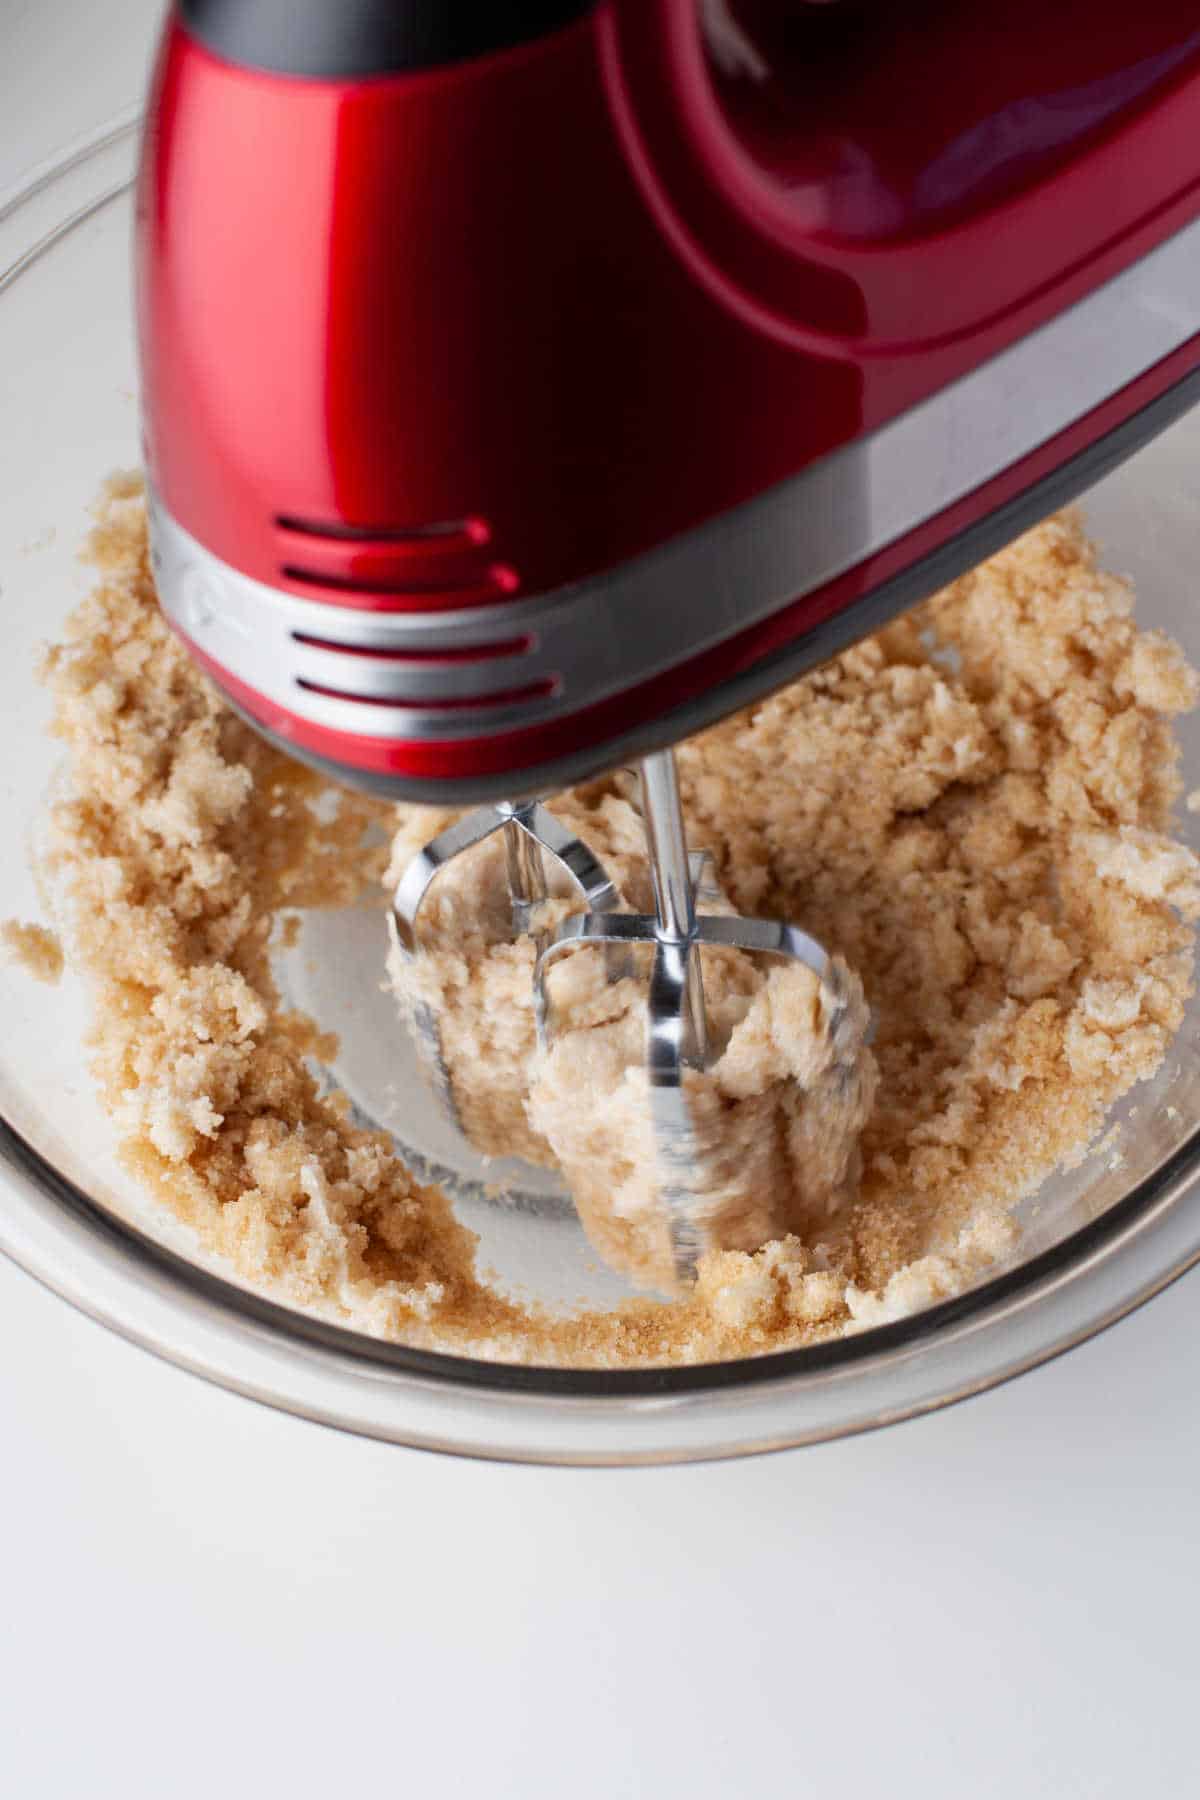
[[3, 119, 1200, 1465]]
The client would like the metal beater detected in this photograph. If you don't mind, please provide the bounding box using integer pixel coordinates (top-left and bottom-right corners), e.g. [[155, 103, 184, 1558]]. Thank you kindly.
[[392, 747, 846, 1282]]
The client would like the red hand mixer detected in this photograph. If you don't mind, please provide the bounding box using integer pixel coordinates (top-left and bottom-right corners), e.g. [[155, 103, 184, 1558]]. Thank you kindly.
[[136, 0, 1200, 1277]]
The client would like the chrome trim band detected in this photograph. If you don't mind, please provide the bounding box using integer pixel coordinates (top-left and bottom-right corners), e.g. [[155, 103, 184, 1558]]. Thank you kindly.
[[150, 209, 1200, 746]]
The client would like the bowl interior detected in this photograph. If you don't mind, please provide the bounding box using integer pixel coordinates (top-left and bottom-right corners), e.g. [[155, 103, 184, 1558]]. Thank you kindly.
[[4, 130, 1200, 1379]]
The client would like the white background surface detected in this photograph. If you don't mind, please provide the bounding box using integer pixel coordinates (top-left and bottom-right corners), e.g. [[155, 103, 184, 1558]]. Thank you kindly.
[[3, 5, 1200, 1795]]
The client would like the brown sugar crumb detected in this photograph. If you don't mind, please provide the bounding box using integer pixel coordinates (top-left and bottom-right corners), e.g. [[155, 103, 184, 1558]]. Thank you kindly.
[[2, 921, 64, 985], [36, 483, 1200, 1366]]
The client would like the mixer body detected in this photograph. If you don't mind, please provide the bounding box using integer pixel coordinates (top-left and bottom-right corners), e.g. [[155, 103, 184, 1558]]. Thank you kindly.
[[139, 0, 1200, 802]]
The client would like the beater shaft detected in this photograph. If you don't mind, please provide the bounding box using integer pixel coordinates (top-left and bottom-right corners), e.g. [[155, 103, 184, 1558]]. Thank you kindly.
[[639, 750, 708, 1070], [503, 814, 549, 937]]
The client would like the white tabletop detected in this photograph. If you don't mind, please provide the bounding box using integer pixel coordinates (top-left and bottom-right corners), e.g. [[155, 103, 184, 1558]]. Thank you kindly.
[[3, 8, 1199, 1795]]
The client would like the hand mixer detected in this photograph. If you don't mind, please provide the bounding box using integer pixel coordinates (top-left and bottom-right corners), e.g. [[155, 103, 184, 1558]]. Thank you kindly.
[[136, 0, 1200, 1283]]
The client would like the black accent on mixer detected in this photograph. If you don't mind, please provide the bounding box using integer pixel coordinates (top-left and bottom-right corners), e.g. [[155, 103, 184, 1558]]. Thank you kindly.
[[178, 0, 600, 79]]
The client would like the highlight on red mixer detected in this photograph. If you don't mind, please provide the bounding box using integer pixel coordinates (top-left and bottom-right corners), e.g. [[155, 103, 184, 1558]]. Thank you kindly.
[[138, 0, 1200, 804]]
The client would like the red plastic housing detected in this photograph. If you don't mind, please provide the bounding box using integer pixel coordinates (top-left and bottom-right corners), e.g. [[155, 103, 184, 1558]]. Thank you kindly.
[[137, 0, 1200, 790]]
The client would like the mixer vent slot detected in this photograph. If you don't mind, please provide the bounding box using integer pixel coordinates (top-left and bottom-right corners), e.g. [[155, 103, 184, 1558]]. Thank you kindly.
[[273, 512, 515, 610], [280, 564, 518, 600], [290, 631, 534, 664], [275, 513, 490, 546], [296, 676, 558, 712]]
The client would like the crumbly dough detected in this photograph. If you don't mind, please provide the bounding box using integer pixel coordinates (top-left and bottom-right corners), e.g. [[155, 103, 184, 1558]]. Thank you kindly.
[[29, 477, 1200, 1365], [387, 811, 875, 1291], [2, 921, 64, 985]]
